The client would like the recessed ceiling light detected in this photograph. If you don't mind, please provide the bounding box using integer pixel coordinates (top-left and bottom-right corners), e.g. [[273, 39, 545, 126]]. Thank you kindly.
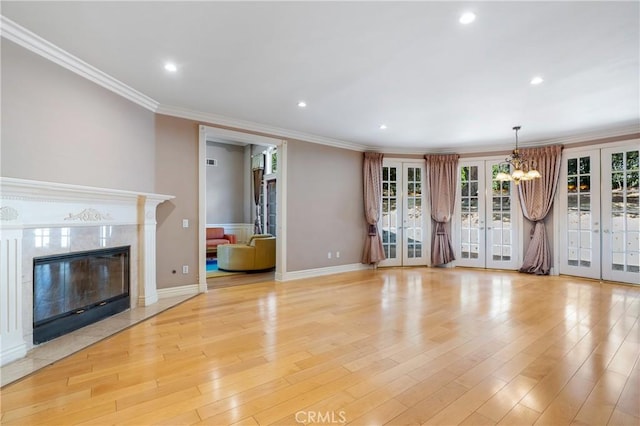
[[459, 12, 476, 25], [297, 101, 307, 108], [530, 76, 544, 85], [379, 124, 388, 130], [164, 62, 177, 72]]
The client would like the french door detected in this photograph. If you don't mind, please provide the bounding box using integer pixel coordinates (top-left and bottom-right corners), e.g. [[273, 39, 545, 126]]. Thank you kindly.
[[558, 150, 601, 279], [379, 161, 428, 267], [558, 144, 639, 284], [455, 160, 521, 270], [265, 179, 276, 236]]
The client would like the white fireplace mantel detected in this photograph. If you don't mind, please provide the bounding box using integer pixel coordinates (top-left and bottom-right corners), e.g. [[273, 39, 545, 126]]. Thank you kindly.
[[0, 177, 174, 366]]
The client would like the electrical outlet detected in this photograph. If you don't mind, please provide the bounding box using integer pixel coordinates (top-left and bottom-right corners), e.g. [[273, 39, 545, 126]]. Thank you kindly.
[[336, 251, 340, 258], [182, 219, 189, 228], [182, 265, 188, 274], [327, 252, 332, 259]]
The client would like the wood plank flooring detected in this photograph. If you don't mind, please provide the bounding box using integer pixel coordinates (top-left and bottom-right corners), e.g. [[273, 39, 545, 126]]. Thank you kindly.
[[1, 268, 639, 425]]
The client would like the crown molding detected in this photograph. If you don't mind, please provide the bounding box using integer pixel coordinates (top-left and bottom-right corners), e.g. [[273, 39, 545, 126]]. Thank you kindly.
[[0, 16, 159, 112], [378, 123, 640, 156], [157, 104, 369, 152]]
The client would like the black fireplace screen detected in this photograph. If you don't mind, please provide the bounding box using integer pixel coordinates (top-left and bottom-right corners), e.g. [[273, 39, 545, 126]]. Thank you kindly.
[[33, 245, 130, 343]]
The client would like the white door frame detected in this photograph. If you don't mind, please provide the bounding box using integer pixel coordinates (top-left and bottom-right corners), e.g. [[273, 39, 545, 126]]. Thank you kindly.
[[454, 157, 523, 270], [553, 139, 640, 284], [379, 158, 429, 267], [198, 125, 286, 292]]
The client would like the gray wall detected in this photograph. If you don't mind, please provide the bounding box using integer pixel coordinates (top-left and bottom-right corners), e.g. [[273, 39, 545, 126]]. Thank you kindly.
[[286, 140, 366, 271], [1, 40, 155, 192], [206, 142, 245, 223], [155, 115, 199, 288]]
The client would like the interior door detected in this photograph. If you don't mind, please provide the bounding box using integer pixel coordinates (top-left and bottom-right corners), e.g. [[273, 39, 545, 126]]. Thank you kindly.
[[379, 161, 427, 267], [266, 179, 277, 236], [456, 160, 520, 270], [601, 146, 639, 284], [558, 150, 601, 279]]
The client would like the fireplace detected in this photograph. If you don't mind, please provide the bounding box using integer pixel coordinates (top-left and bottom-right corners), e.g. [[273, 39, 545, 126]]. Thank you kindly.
[[33, 246, 130, 344], [1, 177, 174, 365]]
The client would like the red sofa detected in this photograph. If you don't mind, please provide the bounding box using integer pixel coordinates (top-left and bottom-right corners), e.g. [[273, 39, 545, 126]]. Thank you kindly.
[[206, 227, 237, 254]]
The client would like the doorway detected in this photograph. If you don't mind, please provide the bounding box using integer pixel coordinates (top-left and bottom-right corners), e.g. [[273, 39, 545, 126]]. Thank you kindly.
[[557, 143, 639, 284], [378, 160, 428, 267], [198, 126, 285, 291], [454, 159, 522, 270]]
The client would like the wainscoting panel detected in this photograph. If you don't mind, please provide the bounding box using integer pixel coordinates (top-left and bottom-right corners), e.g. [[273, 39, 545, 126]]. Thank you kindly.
[[208, 223, 254, 244]]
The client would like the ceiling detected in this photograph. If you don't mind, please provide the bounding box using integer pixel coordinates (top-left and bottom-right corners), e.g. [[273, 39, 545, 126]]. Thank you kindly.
[[2, 1, 639, 152]]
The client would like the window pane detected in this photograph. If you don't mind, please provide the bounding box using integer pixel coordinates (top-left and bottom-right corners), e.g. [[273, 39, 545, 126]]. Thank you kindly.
[[612, 173, 624, 192], [568, 158, 578, 175], [470, 166, 478, 181], [579, 194, 591, 212], [626, 150, 639, 171], [579, 175, 590, 192], [579, 157, 590, 174], [568, 176, 578, 193], [612, 153, 624, 171], [627, 171, 639, 191], [470, 182, 478, 196]]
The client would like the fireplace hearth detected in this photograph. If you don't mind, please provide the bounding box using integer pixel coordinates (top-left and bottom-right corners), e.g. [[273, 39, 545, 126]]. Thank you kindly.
[[33, 246, 130, 344]]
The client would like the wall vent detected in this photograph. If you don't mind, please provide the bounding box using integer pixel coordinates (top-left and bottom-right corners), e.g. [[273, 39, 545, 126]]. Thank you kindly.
[[206, 158, 217, 166]]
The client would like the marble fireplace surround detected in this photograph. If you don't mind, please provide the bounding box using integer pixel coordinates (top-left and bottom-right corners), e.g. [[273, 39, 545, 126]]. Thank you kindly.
[[0, 177, 174, 366]]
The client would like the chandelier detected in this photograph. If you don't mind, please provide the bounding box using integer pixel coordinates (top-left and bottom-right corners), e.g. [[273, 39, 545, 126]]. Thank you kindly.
[[495, 126, 541, 184]]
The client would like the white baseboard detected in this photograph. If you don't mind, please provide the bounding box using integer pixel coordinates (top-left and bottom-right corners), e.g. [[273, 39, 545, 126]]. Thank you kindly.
[[1, 343, 27, 367], [278, 263, 372, 282], [157, 284, 200, 299]]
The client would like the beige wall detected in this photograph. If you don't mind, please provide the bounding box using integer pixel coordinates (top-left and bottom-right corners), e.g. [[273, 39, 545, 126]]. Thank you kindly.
[[0, 40, 155, 192], [206, 142, 245, 223], [154, 115, 199, 289], [286, 140, 366, 271]]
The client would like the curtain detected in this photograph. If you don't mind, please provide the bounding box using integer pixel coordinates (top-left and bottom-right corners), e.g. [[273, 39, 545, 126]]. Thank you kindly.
[[518, 145, 563, 274], [253, 167, 264, 234], [425, 154, 459, 266], [362, 152, 386, 264]]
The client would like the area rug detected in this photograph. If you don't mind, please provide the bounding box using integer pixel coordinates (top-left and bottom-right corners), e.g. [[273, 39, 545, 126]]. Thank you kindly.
[[206, 259, 245, 278]]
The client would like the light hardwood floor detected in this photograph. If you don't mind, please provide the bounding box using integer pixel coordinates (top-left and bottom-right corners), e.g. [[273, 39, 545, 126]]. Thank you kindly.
[[1, 268, 638, 425]]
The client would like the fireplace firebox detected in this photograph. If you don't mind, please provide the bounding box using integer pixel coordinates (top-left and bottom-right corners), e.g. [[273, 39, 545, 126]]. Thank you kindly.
[[33, 246, 130, 344]]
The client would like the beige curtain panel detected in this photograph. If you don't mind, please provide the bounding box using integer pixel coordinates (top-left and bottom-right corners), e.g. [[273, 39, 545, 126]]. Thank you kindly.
[[362, 152, 386, 264], [425, 154, 459, 266], [518, 145, 563, 274]]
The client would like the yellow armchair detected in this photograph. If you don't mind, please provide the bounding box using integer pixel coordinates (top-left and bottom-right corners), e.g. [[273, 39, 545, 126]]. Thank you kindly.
[[217, 235, 276, 272]]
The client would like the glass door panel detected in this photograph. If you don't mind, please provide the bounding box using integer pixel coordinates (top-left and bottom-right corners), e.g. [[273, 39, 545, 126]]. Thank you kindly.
[[487, 162, 519, 269], [559, 150, 600, 279], [455, 160, 520, 269], [602, 146, 639, 284], [403, 164, 427, 266], [457, 162, 485, 268], [379, 161, 427, 267], [380, 164, 401, 267]]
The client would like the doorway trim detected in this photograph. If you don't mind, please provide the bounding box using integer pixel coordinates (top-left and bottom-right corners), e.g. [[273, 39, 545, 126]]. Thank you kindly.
[[198, 125, 286, 292]]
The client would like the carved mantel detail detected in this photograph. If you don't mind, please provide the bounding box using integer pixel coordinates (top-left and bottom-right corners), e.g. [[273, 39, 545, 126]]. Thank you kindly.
[[64, 208, 113, 222], [0, 206, 19, 221]]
